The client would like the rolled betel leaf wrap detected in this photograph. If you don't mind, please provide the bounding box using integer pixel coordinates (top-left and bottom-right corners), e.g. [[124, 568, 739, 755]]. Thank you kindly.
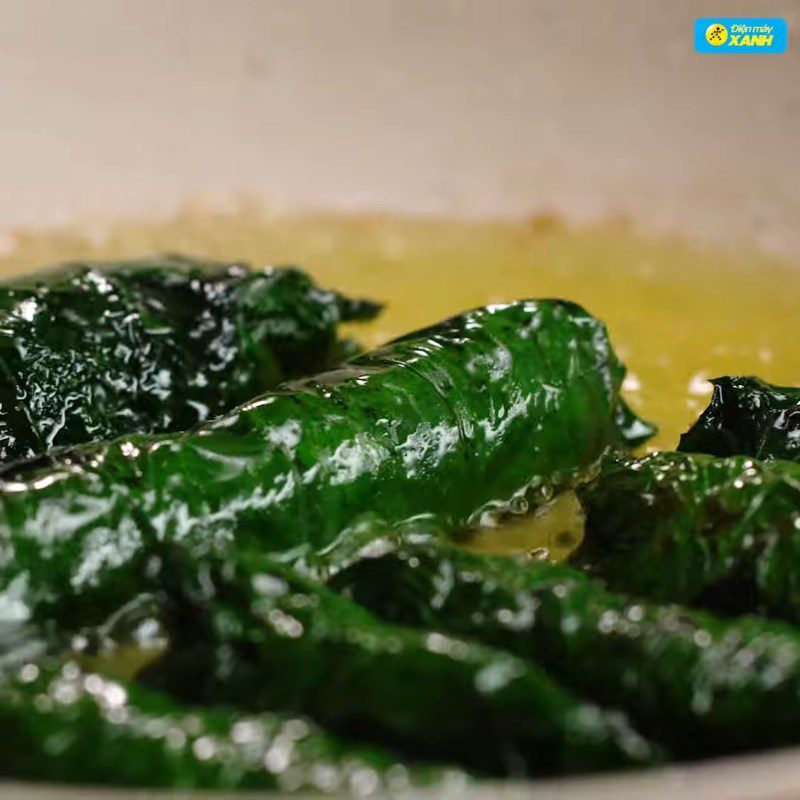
[[679, 376, 800, 462], [0, 299, 652, 624], [332, 537, 800, 758], [575, 451, 800, 623], [137, 547, 659, 776], [0, 254, 381, 463], [0, 658, 452, 791], [0, 585, 457, 789]]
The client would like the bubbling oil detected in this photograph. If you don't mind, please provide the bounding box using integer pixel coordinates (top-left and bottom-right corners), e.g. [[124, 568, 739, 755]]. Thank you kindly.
[[3, 206, 798, 557]]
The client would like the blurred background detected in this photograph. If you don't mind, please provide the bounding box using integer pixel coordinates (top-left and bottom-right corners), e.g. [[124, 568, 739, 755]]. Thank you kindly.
[[1, 0, 798, 256]]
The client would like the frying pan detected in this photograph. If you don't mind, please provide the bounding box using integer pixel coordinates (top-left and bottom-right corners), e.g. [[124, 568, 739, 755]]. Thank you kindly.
[[0, 1, 799, 796]]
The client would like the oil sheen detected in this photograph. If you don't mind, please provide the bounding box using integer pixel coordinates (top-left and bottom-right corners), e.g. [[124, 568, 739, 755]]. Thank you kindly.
[[2, 207, 797, 558]]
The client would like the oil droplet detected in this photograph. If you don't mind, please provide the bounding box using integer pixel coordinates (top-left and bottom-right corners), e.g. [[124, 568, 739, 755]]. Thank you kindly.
[[463, 491, 585, 559]]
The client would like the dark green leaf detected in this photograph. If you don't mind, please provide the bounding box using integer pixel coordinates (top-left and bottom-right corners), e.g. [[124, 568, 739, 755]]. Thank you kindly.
[[679, 376, 800, 462], [0, 255, 380, 462]]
